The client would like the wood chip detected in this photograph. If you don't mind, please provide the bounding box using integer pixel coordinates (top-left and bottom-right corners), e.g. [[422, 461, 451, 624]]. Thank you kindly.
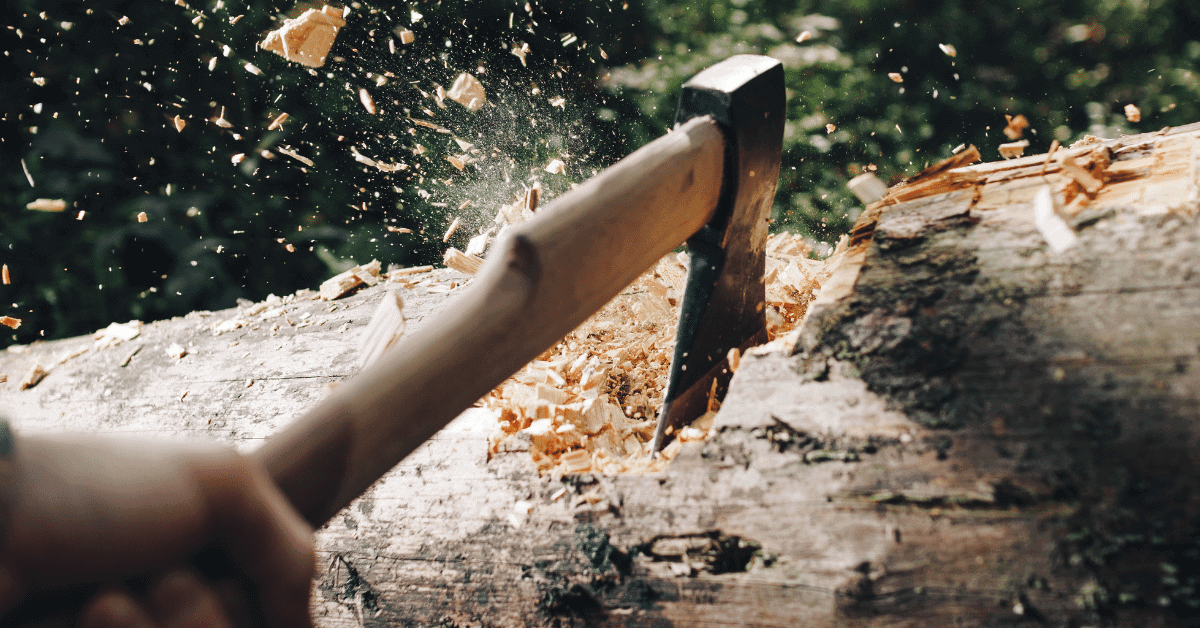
[[357, 290, 405, 368], [1032, 185, 1078, 254], [166, 344, 188, 359], [267, 112, 290, 130], [19, 363, 47, 390], [173, 115, 186, 132], [0, 316, 20, 329], [1, 264, 8, 285], [1003, 114, 1030, 140], [119, 346, 141, 367], [525, 187, 540, 212], [358, 88, 376, 114], [847, 172, 888, 205], [1124, 104, 1141, 123], [447, 73, 486, 111], [443, 217, 461, 242], [386, 225, 414, 234], [443, 247, 484, 274], [545, 159, 566, 175], [76, 211, 86, 220], [938, 43, 957, 57], [261, 5, 347, 68], [398, 29, 415, 44], [446, 155, 466, 170], [796, 30, 813, 43], [887, 72, 903, 83], [231, 153, 245, 165], [276, 147, 313, 166], [511, 41, 530, 65], [998, 139, 1030, 159], [1058, 153, 1104, 194], [137, 211, 148, 223], [26, 199, 66, 212]]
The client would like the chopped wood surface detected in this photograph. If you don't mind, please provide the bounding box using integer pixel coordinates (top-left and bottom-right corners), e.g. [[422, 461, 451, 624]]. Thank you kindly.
[[4, 123, 1200, 626]]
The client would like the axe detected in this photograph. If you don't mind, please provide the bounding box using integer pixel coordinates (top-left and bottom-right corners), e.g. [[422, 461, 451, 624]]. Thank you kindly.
[[259, 54, 785, 526]]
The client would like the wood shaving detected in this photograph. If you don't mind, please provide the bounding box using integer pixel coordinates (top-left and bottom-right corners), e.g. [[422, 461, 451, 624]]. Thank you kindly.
[[443, 217, 462, 242], [26, 199, 66, 212], [267, 112, 290, 130], [276, 147, 313, 166], [358, 88, 376, 114], [261, 5, 347, 68], [512, 42, 530, 66]]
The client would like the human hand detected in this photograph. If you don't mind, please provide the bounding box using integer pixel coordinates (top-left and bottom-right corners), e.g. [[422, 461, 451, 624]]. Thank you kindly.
[[0, 432, 315, 627]]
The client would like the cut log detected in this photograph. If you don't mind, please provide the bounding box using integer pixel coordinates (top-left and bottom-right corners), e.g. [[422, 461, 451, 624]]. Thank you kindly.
[[4, 123, 1200, 626]]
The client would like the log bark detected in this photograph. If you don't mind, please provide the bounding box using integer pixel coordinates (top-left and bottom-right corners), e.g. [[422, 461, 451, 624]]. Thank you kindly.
[[4, 123, 1200, 627]]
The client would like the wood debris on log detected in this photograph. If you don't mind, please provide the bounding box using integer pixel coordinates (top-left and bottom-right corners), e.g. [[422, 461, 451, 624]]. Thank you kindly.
[[261, 5, 347, 68], [484, 230, 840, 476], [319, 260, 382, 300], [442, 247, 483, 275], [19, 363, 46, 390], [357, 291, 405, 368]]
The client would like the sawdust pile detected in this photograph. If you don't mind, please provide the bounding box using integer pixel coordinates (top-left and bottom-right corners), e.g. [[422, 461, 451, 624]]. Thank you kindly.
[[481, 227, 848, 478]]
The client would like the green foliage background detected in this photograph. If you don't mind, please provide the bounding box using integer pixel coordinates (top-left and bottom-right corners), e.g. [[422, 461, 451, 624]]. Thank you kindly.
[[2, 0, 1199, 348]]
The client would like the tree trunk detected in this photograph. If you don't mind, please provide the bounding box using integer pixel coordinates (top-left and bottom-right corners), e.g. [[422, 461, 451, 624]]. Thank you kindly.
[[3, 123, 1200, 627]]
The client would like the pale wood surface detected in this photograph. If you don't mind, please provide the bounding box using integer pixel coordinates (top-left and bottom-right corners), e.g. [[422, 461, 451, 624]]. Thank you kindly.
[[3, 124, 1200, 627]]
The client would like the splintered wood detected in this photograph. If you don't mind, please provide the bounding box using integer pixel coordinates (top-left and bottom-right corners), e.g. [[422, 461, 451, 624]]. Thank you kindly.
[[319, 260, 382, 300], [357, 291, 405, 368], [261, 5, 347, 68], [485, 231, 837, 477]]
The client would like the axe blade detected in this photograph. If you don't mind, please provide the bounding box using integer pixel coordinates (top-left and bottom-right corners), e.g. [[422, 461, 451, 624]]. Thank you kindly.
[[652, 55, 785, 452]]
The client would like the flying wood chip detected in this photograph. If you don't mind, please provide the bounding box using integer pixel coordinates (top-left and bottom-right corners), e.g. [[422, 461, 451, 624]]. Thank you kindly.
[[26, 199, 66, 212], [261, 5, 347, 68], [447, 73, 486, 111], [0, 315, 20, 329]]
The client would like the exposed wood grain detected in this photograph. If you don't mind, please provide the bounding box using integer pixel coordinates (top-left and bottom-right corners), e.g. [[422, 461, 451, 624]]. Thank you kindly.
[[3, 125, 1200, 627]]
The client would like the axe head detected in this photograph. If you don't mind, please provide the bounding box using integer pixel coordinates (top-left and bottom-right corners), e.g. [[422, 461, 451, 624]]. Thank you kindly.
[[652, 55, 784, 452]]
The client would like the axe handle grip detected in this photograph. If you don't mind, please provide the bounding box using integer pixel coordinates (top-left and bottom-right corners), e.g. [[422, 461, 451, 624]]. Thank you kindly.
[[256, 116, 726, 526]]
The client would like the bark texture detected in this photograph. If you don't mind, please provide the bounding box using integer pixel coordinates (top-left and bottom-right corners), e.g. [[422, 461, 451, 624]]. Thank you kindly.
[[4, 123, 1200, 627]]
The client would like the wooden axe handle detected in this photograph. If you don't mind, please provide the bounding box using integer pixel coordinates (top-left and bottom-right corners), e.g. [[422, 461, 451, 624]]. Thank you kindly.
[[256, 117, 725, 526]]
